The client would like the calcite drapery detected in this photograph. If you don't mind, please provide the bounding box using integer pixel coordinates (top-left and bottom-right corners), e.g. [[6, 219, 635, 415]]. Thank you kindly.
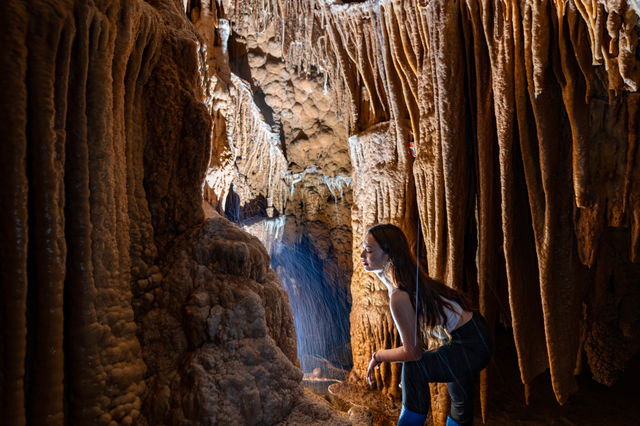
[[0, 1, 166, 423], [467, 0, 549, 408], [230, 0, 640, 421]]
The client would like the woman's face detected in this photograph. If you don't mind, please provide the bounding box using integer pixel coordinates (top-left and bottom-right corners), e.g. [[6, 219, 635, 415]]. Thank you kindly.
[[361, 232, 390, 273]]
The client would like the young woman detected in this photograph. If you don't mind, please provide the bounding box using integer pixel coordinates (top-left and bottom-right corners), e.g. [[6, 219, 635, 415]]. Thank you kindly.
[[361, 224, 492, 426]]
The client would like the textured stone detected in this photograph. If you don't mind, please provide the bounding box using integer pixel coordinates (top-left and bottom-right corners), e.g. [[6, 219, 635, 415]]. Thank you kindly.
[[0, 1, 347, 425], [139, 217, 303, 424], [226, 0, 640, 423], [4, 1, 640, 425]]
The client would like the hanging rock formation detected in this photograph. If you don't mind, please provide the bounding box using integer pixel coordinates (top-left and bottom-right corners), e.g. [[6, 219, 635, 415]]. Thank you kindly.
[[3, 0, 640, 425], [225, 0, 640, 423], [0, 0, 352, 425], [190, 0, 356, 374]]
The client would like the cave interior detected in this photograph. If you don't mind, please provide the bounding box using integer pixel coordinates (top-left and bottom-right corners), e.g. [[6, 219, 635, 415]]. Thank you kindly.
[[1, 0, 640, 425]]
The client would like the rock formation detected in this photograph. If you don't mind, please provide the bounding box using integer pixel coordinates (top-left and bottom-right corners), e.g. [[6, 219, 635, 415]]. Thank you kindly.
[[2, 0, 640, 425], [0, 0, 349, 425], [190, 0, 355, 374], [213, 0, 640, 423]]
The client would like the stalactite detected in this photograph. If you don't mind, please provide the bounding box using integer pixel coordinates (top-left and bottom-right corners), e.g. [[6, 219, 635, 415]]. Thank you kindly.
[[462, 0, 504, 420], [384, 2, 420, 139], [425, 0, 471, 294], [509, 0, 554, 397], [227, 1, 640, 420], [480, 0, 550, 402], [524, 0, 585, 404], [225, 74, 289, 212]]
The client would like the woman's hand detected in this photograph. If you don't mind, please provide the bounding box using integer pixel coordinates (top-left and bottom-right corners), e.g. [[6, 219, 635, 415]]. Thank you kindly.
[[366, 351, 380, 385]]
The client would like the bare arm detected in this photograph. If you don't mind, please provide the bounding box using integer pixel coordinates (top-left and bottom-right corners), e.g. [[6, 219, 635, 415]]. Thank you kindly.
[[366, 290, 423, 384], [370, 290, 422, 365], [382, 290, 423, 361]]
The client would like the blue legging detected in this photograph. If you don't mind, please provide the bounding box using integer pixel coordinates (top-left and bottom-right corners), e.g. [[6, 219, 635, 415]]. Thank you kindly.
[[400, 312, 493, 425]]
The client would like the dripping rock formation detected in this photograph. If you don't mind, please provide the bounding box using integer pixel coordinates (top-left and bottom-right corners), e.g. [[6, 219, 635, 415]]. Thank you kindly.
[[0, 0, 352, 425], [2, 0, 640, 425]]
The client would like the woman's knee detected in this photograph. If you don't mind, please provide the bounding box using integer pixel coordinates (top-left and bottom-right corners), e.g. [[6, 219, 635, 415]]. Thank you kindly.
[[401, 362, 431, 414], [447, 379, 475, 425], [449, 397, 473, 425]]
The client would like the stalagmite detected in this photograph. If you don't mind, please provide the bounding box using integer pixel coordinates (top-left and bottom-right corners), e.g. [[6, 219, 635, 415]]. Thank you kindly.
[[137, 217, 303, 424]]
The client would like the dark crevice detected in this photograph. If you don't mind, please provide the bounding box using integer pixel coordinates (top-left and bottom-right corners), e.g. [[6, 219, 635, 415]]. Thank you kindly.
[[228, 32, 279, 130], [224, 185, 270, 223]]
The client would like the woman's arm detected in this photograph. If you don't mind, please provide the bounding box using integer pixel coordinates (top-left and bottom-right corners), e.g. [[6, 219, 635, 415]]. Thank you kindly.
[[379, 290, 423, 362], [367, 290, 424, 383]]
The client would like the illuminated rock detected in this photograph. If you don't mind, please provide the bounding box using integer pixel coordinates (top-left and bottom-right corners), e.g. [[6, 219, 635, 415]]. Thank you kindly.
[[3, 0, 640, 425]]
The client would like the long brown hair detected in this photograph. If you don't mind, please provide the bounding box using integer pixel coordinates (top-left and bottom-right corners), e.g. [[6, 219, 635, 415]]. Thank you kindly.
[[367, 223, 472, 349]]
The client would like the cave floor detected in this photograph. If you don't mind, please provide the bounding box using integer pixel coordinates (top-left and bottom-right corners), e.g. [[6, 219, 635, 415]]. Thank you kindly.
[[323, 332, 640, 425]]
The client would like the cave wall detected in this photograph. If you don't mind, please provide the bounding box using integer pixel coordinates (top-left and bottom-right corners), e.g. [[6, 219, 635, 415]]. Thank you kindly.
[[0, 1, 168, 422], [348, 120, 418, 400], [225, 0, 640, 422], [0, 1, 354, 425]]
